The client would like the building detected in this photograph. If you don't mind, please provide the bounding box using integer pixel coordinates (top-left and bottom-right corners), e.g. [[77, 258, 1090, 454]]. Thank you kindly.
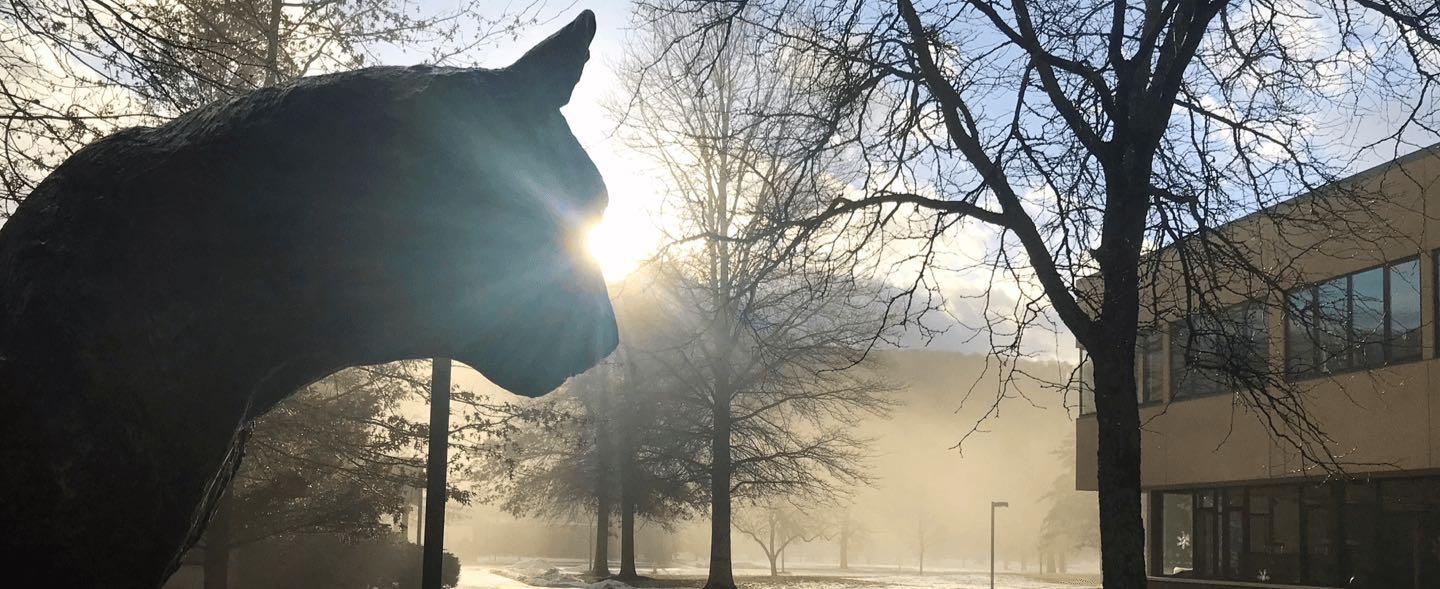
[[1074, 146, 1440, 589]]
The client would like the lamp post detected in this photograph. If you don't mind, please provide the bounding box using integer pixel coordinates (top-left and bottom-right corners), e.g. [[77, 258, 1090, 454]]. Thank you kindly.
[[421, 358, 451, 589], [990, 501, 1009, 589]]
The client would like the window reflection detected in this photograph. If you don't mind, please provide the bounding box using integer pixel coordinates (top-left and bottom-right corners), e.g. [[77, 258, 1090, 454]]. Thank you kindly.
[[1153, 478, 1440, 587], [1171, 302, 1267, 399], [1284, 257, 1423, 379]]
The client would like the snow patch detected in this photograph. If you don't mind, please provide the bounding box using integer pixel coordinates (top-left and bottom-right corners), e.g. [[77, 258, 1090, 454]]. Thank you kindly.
[[585, 579, 634, 589], [491, 559, 590, 588]]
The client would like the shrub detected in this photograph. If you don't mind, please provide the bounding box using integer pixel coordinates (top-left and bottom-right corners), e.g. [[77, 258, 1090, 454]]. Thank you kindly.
[[234, 535, 461, 588]]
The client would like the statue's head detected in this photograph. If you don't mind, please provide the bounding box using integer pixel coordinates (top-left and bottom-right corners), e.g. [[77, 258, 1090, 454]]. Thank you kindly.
[[422, 10, 617, 396], [356, 9, 617, 397], [184, 9, 620, 399]]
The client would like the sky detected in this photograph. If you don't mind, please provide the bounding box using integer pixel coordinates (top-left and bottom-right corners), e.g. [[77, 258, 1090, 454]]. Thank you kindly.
[[468, 0, 1439, 365], [463, 1, 1078, 361], [15, 0, 1434, 378], [474, 0, 665, 283]]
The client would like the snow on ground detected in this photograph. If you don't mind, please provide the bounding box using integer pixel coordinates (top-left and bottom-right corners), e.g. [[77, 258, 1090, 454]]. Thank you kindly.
[[461, 567, 542, 589], [460, 560, 1099, 589]]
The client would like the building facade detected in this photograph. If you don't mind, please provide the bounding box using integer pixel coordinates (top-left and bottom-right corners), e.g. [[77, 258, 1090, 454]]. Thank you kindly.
[[1075, 147, 1440, 589]]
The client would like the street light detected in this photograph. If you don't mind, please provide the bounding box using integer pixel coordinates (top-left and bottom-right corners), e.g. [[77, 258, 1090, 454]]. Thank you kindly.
[[990, 501, 1009, 589], [421, 358, 451, 589]]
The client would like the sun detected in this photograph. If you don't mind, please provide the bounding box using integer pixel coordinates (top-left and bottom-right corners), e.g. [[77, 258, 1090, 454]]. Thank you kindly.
[[586, 207, 657, 282]]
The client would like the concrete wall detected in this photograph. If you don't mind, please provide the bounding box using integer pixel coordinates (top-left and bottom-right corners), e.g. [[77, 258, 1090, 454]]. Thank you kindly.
[[1077, 149, 1440, 491]]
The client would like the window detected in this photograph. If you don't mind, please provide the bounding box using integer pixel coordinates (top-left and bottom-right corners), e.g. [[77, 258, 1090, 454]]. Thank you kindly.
[[1285, 258, 1422, 378], [1342, 483, 1379, 585], [1302, 484, 1339, 586], [1171, 302, 1268, 399], [1160, 492, 1195, 576], [1154, 477, 1440, 588], [1317, 276, 1350, 372], [1247, 485, 1301, 583], [1352, 267, 1385, 367], [1138, 330, 1164, 404], [1377, 478, 1440, 588], [1392, 258, 1421, 362], [1286, 290, 1317, 376]]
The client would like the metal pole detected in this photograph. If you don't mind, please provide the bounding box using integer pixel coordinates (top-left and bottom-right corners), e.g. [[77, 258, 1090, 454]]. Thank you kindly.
[[422, 358, 451, 589], [990, 501, 1008, 589]]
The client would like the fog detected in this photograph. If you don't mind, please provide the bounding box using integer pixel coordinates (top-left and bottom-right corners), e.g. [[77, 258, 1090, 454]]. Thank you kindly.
[[442, 351, 1098, 575]]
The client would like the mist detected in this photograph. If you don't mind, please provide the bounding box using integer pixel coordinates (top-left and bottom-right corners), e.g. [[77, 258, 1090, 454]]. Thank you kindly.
[[439, 350, 1099, 581]]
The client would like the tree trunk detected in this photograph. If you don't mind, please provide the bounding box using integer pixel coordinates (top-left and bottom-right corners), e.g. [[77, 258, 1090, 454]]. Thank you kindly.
[[838, 517, 849, 569], [619, 490, 638, 580], [203, 491, 233, 589], [1092, 340, 1145, 589], [593, 495, 612, 577], [586, 519, 595, 563], [262, 0, 282, 85], [703, 390, 736, 589], [592, 376, 614, 579], [918, 519, 925, 576], [769, 513, 779, 577]]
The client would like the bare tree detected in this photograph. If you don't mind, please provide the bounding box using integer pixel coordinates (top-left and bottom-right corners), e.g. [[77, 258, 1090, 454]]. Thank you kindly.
[[835, 506, 870, 570], [613, 15, 899, 589], [0, 0, 556, 214], [1038, 436, 1098, 575], [911, 503, 944, 575], [464, 378, 610, 570], [733, 499, 833, 577], [628, 0, 1440, 586], [610, 343, 706, 581], [467, 291, 705, 580]]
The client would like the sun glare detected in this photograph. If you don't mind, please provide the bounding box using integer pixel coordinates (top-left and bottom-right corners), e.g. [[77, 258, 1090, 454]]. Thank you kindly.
[[586, 209, 655, 282]]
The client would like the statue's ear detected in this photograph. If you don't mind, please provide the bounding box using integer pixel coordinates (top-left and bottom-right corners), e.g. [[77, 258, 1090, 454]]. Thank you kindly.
[[506, 10, 596, 108]]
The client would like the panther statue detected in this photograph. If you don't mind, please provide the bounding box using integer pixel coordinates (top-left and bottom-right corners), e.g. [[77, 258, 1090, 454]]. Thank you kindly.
[[0, 11, 615, 588]]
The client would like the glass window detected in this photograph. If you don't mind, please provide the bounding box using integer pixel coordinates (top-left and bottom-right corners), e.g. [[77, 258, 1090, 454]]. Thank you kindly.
[[1223, 489, 1245, 579], [1139, 330, 1164, 404], [1286, 258, 1424, 379], [1286, 289, 1318, 377], [1155, 478, 1440, 587], [1317, 276, 1351, 372], [1172, 303, 1267, 399], [1391, 259, 1422, 362], [1247, 486, 1301, 584], [1195, 491, 1219, 577], [1233, 302, 1269, 374], [1161, 493, 1195, 576], [1171, 320, 1215, 399], [1377, 478, 1440, 589], [1302, 483, 1339, 586], [1353, 267, 1385, 368], [1342, 483, 1379, 586]]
